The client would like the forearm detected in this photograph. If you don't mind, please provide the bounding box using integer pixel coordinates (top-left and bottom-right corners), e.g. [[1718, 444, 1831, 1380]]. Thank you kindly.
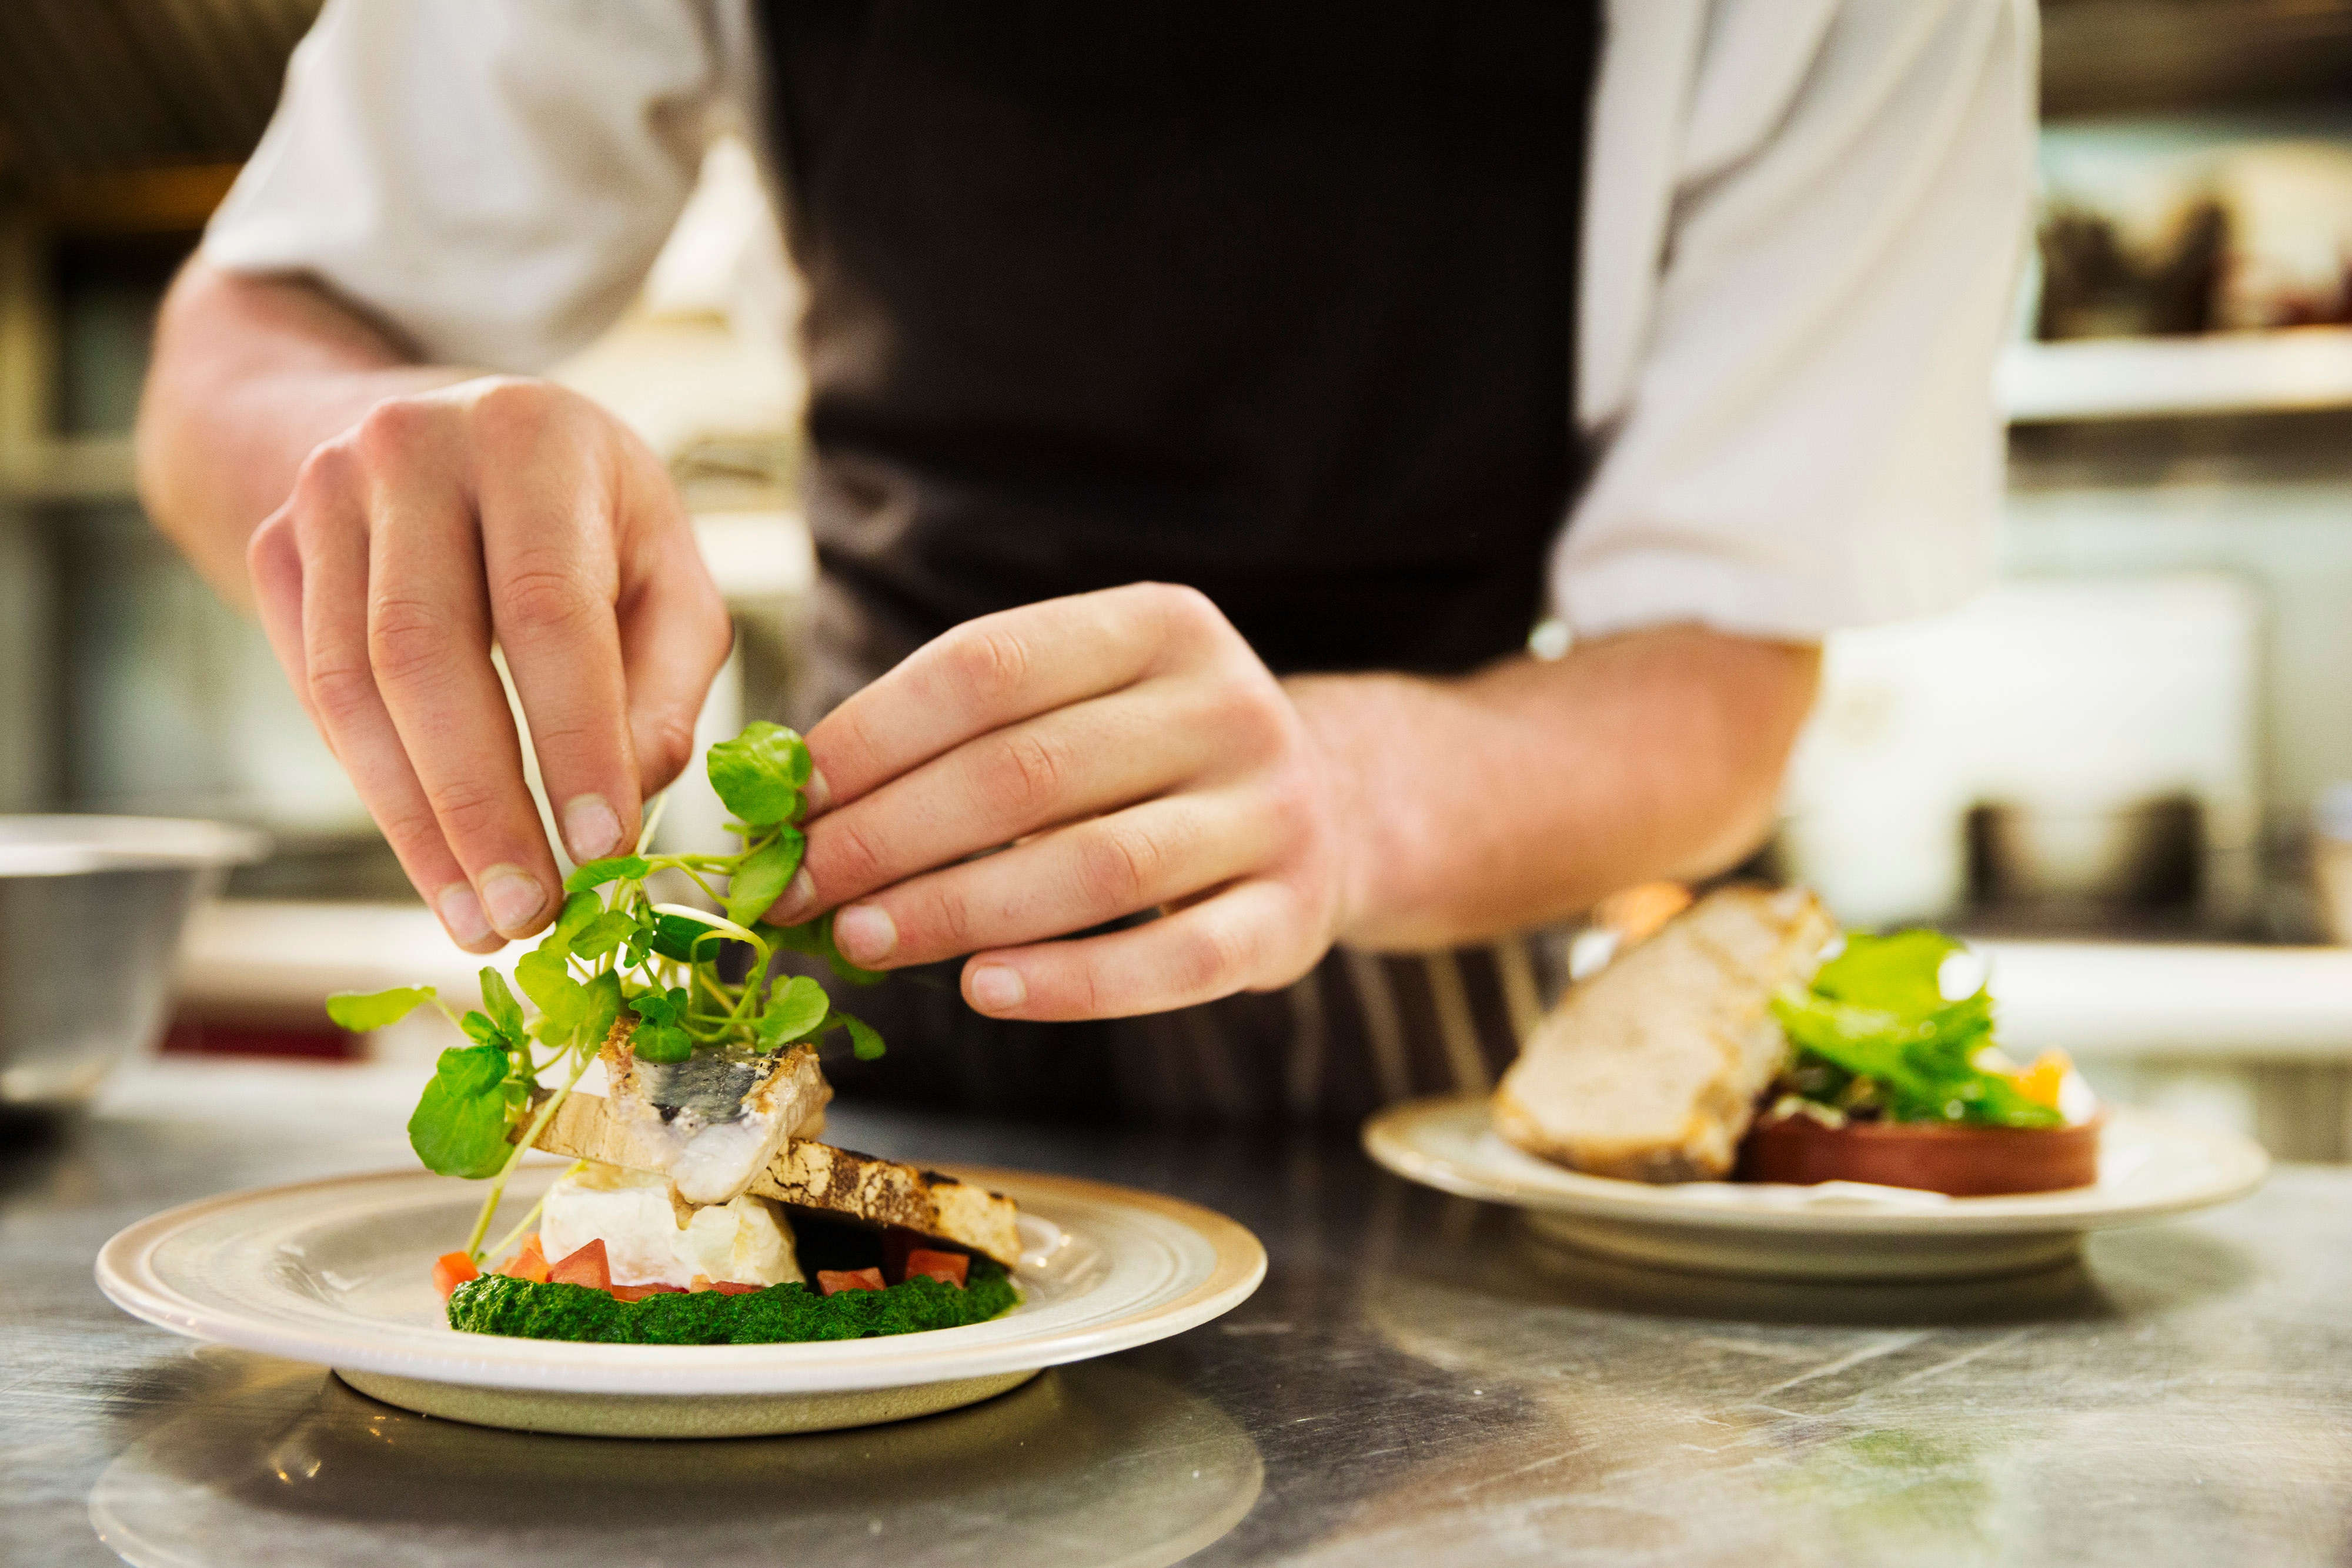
[[1292, 626, 1820, 950], [136, 260, 466, 605]]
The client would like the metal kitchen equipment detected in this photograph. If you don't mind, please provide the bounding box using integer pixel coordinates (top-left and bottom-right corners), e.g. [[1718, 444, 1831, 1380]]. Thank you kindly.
[[0, 815, 266, 1106]]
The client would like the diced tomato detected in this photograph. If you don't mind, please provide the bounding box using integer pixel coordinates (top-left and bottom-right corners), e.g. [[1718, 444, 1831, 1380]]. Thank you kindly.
[[690, 1275, 766, 1295], [609, 1281, 687, 1302], [496, 1232, 550, 1283], [904, 1249, 969, 1289], [432, 1251, 480, 1299], [817, 1266, 886, 1296], [548, 1238, 611, 1291]]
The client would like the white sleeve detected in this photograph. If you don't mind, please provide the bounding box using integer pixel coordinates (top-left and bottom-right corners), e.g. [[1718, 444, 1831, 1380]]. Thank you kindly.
[[202, 0, 729, 372], [1555, 0, 2037, 642]]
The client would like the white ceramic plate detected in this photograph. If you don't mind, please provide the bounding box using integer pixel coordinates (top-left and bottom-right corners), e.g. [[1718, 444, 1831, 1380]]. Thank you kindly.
[[1362, 1095, 2269, 1281], [96, 1162, 1265, 1438]]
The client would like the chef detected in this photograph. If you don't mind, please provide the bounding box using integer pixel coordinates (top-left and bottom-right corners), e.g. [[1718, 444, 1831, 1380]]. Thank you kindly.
[[139, 0, 2034, 1121]]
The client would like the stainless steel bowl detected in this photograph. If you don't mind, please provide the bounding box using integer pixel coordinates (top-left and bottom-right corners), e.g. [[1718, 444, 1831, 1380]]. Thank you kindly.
[[0, 816, 269, 1108]]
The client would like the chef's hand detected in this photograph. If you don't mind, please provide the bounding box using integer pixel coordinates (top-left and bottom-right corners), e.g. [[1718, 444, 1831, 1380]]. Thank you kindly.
[[243, 376, 732, 953], [769, 584, 1349, 1021]]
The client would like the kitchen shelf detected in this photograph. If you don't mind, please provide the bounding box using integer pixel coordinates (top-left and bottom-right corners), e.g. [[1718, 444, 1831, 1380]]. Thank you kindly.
[[1979, 938, 2352, 1061], [2000, 329, 2352, 423], [0, 435, 138, 503]]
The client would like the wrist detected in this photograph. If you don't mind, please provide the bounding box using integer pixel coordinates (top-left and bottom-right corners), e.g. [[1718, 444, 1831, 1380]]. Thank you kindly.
[[1282, 671, 1425, 948]]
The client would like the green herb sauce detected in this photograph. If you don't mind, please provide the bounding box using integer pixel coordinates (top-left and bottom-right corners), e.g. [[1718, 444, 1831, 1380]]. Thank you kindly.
[[445, 1258, 1018, 1345]]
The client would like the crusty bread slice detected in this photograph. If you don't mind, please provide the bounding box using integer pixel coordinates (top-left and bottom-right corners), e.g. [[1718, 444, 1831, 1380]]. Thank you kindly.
[[746, 1142, 1023, 1268], [528, 1029, 1023, 1266], [1492, 885, 1835, 1182]]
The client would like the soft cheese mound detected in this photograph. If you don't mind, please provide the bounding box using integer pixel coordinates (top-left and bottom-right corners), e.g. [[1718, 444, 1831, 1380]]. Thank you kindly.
[[539, 1162, 803, 1288]]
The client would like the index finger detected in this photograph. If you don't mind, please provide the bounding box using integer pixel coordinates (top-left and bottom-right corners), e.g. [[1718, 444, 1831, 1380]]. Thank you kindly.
[[475, 398, 638, 864], [805, 582, 1201, 811]]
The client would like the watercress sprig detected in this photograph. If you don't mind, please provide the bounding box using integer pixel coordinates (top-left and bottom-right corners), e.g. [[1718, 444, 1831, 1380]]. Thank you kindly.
[[325, 720, 884, 1261]]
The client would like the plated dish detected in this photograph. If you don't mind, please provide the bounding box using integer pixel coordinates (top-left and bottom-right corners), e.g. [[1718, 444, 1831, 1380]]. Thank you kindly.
[[1495, 887, 2103, 1196], [1370, 883, 2269, 1280], [1366, 1094, 2266, 1280], [94, 1161, 1265, 1437]]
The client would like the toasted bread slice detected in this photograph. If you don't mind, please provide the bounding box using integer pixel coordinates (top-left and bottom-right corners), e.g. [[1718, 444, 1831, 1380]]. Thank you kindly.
[[746, 1142, 1023, 1267], [1493, 885, 1835, 1182]]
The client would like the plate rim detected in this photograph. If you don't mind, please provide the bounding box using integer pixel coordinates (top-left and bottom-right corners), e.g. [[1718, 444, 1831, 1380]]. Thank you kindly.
[[1361, 1094, 2270, 1236], [95, 1163, 1266, 1395]]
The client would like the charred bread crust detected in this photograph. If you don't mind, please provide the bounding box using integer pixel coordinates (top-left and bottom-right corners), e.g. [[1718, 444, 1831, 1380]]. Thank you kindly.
[[746, 1142, 1022, 1266]]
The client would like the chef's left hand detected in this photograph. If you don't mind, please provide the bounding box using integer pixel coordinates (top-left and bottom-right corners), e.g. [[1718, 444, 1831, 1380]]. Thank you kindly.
[[764, 584, 1350, 1021]]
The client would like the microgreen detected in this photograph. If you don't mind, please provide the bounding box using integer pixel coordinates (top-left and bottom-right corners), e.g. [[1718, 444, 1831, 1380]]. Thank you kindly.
[[1772, 931, 2060, 1129], [325, 720, 885, 1261]]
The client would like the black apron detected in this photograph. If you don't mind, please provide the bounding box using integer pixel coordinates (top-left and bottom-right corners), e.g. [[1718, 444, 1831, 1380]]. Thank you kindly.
[[758, 0, 1601, 1123]]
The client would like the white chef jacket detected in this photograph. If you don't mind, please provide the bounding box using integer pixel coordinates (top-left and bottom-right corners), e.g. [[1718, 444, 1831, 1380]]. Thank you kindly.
[[203, 0, 2037, 643]]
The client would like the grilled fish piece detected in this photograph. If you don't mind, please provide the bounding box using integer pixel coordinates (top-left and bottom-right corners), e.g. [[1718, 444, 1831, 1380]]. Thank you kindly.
[[532, 1038, 1021, 1266], [547, 1026, 831, 1206]]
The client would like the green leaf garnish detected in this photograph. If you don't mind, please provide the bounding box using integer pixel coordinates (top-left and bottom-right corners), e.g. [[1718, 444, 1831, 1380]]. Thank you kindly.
[[569, 909, 643, 962], [551, 891, 602, 944], [706, 721, 812, 826], [479, 968, 526, 1041], [841, 1012, 884, 1062], [627, 986, 696, 1064], [753, 975, 833, 1047], [513, 940, 576, 1017], [564, 855, 650, 894], [1811, 930, 1960, 1017], [724, 828, 804, 928], [325, 985, 436, 1032], [647, 912, 717, 963], [407, 1045, 514, 1178]]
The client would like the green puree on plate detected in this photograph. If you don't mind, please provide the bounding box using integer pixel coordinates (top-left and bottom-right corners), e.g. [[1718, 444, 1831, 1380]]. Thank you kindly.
[[446, 1258, 1019, 1345]]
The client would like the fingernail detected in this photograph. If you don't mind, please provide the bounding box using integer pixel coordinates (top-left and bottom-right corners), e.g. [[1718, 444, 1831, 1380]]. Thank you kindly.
[[802, 768, 832, 815], [969, 964, 1026, 1013], [479, 867, 549, 934], [562, 794, 623, 861], [833, 903, 897, 965], [438, 883, 492, 947], [767, 867, 817, 925]]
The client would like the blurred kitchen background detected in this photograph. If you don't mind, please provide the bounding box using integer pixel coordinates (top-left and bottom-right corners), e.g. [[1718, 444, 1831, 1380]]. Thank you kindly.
[[2, 1, 2351, 1151]]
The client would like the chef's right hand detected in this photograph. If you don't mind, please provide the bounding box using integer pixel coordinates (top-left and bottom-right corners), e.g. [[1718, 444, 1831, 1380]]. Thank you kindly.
[[243, 376, 732, 953]]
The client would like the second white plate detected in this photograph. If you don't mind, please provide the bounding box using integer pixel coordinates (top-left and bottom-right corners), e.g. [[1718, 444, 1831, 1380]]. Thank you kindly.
[[97, 1162, 1265, 1437], [1362, 1096, 2269, 1281]]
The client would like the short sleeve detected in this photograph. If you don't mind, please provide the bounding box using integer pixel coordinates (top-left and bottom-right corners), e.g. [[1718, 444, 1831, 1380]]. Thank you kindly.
[[203, 0, 728, 372], [1553, 0, 2037, 642]]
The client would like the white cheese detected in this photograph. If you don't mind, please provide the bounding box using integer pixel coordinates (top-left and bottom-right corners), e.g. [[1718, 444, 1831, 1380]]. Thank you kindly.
[[539, 1162, 802, 1288]]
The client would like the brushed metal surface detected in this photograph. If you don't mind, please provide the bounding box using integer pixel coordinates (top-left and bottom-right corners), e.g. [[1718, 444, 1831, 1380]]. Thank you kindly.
[[6, 1081, 2351, 1567]]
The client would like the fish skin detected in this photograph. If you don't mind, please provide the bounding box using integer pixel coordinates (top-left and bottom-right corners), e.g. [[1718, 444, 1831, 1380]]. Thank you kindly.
[[589, 1028, 831, 1205]]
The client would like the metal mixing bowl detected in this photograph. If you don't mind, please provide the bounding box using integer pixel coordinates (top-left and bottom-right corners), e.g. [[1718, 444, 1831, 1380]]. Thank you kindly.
[[0, 816, 269, 1108]]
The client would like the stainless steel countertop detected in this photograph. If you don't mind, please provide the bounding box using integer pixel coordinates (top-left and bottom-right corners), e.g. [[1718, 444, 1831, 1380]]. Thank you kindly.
[[5, 1064, 2349, 1567]]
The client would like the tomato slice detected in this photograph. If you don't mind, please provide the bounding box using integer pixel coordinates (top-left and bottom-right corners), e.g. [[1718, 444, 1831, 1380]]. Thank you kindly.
[[904, 1249, 969, 1289], [496, 1233, 550, 1283], [816, 1266, 886, 1296], [432, 1251, 480, 1299], [609, 1281, 686, 1302], [548, 1238, 612, 1290], [690, 1275, 767, 1295]]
